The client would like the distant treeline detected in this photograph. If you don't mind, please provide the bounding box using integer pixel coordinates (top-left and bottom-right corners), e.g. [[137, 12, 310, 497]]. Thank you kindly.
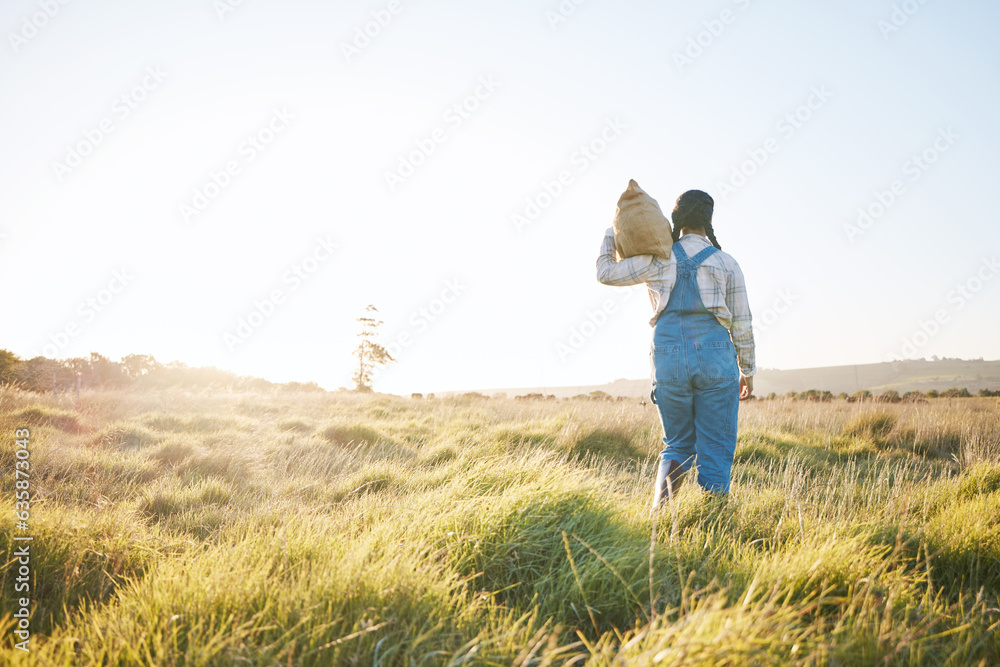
[[0, 350, 326, 394], [762, 388, 1000, 402], [464, 389, 1000, 403]]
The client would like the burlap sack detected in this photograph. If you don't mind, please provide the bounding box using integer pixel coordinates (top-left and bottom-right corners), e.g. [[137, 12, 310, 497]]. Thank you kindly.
[[613, 180, 673, 259]]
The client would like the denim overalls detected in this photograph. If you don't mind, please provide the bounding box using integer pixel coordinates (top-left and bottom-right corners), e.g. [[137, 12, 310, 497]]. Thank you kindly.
[[650, 241, 740, 494]]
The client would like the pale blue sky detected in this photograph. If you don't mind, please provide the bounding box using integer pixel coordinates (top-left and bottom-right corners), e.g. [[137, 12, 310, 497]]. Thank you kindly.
[[2, 0, 998, 394]]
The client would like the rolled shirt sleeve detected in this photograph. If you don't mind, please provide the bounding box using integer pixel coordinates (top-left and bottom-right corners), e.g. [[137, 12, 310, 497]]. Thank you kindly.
[[596, 227, 656, 287], [725, 262, 756, 377]]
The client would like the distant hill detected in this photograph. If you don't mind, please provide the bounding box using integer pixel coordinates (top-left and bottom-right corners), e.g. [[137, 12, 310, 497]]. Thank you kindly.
[[442, 359, 1000, 399]]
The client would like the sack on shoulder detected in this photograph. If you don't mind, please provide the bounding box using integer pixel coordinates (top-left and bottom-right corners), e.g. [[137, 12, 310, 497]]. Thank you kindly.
[[613, 179, 673, 260]]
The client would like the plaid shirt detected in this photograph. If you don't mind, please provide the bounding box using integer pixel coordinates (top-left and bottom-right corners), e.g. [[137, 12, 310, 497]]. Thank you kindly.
[[596, 228, 756, 377]]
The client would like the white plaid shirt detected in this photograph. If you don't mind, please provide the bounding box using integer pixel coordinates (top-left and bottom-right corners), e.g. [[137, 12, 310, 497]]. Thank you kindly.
[[596, 228, 756, 377]]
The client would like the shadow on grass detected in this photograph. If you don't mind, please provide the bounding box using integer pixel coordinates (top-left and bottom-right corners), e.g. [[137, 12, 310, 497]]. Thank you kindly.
[[570, 429, 644, 462], [11, 405, 84, 433]]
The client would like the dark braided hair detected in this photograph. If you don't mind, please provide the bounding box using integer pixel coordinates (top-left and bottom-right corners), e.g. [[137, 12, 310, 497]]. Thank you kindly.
[[671, 189, 721, 250]]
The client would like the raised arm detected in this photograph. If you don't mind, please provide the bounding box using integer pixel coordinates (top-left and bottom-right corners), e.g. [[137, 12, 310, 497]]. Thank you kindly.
[[724, 262, 756, 378], [596, 227, 656, 286]]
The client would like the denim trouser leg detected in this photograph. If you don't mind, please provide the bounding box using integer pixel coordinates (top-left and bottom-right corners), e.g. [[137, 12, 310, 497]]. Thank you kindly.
[[654, 376, 738, 494], [651, 383, 697, 472], [690, 375, 740, 493]]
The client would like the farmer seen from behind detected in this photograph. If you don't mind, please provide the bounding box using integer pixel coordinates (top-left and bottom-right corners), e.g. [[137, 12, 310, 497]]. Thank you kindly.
[[596, 182, 756, 511]]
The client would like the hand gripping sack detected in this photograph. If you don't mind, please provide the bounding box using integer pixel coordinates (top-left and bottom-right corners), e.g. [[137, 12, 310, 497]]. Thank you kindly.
[[613, 180, 673, 260]]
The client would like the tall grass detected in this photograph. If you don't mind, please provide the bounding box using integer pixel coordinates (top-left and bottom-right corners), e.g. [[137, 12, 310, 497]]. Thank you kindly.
[[1, 387, 998, 665]]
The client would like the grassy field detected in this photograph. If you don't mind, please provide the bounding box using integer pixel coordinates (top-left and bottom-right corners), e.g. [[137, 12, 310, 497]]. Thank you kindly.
[[1, 388, 999, 665]]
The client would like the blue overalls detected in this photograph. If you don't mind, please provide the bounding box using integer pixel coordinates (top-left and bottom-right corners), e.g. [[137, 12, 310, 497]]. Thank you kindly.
[[650, 241, 740, 494]]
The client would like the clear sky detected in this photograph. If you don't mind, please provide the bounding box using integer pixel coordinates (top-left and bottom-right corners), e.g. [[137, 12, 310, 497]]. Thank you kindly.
[[2, 0, 998, 394]]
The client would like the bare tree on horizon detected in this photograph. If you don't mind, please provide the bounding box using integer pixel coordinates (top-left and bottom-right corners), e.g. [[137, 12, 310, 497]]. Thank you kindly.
[[353, 304, 394, 392]]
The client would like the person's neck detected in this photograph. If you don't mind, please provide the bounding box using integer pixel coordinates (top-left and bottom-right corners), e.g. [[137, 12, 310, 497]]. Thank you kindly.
[[680, 227, 707, 238]]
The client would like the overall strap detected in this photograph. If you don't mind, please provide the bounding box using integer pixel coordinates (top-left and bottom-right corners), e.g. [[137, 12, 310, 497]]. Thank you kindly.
[[672, 241, 689, 262], [689, 245, 719, 268]]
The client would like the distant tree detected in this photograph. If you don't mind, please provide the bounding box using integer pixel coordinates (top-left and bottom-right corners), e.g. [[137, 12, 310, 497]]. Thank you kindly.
[[801, 389, 834, 403], [83, 352, 128, 387], [902, 390, 926, 402], [978, 388, 1000, 397], [121, 353, 160, 379], [282, 381, 326, 393], [352, 305, 394, 392], [848, 390, 872, 403], [877, 390, 901, 404], [785, 391, 799, 401], [838, 392, 849, 401], [0, 349, 21, 385], [766, 392, 777, 401], [941, 387, 971, 398], [14, 356, 64, 393], [926, 389, 939, 398]]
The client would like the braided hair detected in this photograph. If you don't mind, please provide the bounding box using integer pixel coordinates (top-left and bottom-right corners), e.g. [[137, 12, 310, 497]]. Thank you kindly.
[[671, 189, 721, 250]]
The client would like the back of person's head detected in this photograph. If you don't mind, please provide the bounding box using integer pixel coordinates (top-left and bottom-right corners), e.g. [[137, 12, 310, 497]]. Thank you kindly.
[[671, 190, 721, 250]]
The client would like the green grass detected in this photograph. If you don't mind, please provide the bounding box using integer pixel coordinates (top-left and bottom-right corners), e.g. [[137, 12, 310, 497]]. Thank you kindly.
[[0, 388, 998, 665]]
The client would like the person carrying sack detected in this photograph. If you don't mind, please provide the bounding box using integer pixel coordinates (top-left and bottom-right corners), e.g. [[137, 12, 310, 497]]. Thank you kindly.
[[596, 185, 756, 509]]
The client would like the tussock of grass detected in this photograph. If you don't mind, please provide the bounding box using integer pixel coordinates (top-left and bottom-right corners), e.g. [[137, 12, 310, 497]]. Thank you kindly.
[[178, 449, 250, 481], [321, 423, 381, 446], [419, 445, 458, 466], [91, 423, 160, 449], [958, 462, 1000, 499], [148, 439, 195, 466], [139, 477, 234, 521], [925, 494, 1000, 590], [42, 447, 163, 500], [10, 405, 83, 433], [143, 412, 235, 433], [842, 410, 898, 440], [276, 418, 313, 434]]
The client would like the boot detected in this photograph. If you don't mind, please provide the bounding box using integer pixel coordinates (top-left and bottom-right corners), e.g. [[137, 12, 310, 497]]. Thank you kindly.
[[651, 459, 686, 512]]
